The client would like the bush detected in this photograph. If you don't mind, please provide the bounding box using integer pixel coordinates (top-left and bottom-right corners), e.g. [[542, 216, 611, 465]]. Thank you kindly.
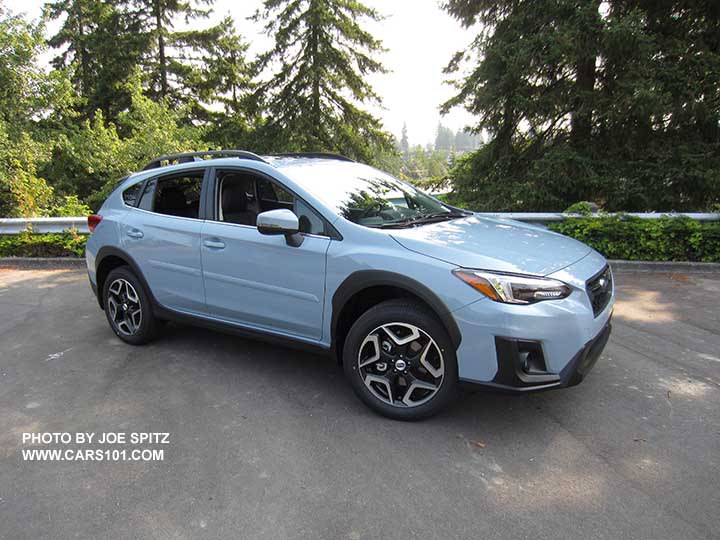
[[549, 216, 720, 262], [563, 201, 595, 215], [0, 127, 54, 217], [0, 231, 87, 258], [51, 195, 93, 217]]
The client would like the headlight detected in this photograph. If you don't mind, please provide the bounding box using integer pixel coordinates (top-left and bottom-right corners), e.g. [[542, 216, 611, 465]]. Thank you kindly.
[[452, 269, 571, 304]]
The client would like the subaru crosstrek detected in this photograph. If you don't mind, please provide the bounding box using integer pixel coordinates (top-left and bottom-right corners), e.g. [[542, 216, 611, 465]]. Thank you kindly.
[[85, 150, 613, 420]]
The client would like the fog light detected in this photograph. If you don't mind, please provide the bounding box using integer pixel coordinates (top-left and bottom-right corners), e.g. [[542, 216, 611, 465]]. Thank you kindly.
[[518, 342, 548, 374]]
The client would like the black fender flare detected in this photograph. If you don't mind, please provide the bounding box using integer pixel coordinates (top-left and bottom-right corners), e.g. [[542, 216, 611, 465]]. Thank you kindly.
[[330, 269, 462, 352]]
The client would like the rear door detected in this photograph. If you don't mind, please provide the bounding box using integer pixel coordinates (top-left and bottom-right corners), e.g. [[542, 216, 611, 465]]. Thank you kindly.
[[121, 168, 208, 315], [200, 167, 331, 341]]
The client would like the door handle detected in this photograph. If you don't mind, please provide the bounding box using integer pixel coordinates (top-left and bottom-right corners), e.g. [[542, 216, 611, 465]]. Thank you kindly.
[[203, 239, 225, 249], [126, 228, 144, 239]]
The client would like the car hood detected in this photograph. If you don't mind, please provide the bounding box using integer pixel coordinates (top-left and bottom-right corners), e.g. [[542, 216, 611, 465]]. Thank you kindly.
[[389, 214, 592, 276]]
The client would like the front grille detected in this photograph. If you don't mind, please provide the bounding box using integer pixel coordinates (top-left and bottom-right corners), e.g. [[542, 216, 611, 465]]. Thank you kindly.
[[586, 265, 613, 317]]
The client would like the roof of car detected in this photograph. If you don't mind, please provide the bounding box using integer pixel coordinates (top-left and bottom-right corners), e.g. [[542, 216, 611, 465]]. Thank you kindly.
[[140, 151, 354, 172], [120, 152, 364, 191]]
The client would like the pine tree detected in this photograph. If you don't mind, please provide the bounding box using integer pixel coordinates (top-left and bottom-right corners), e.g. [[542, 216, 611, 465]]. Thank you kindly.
[[197, 16, 253, 117], [399, 122, 409, 155], [199, 17, 257, 149], [253, 0, 393, 161], [129, 0, 216, 105], [442, 0, 720, 212], [46, 0, 149, 120], [434, 123, 455, 151], [46, 0, 94, 100]]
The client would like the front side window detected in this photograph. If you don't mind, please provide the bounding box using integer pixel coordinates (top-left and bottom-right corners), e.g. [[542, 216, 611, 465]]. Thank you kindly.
[[217, 170, 326, 235], [137, 172, 204, 218], [279, 163, 469, 228]]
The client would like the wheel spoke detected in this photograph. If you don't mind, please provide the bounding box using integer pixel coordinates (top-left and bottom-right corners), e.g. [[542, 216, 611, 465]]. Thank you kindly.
[[419, 341, 444, 379], [117, 319, 131, 334], [381, 323, 420, 346], [107, 297, 118, 320], [128, 307, 142, 329], [402, 380, 438, 406], [109, 280, 123, 296], [125, 284, 139, 304], [363, 373, 394, 404], [358, 333, 381, 368]]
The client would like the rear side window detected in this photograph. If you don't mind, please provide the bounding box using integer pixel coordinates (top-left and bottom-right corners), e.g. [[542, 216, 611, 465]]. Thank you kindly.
[[122, 182, 142, 206], [136, 172, 204, 218]]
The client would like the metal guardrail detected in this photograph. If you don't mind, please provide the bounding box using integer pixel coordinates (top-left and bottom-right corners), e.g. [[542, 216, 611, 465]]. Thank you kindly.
[[477, 212, 720, 223], [0, 213, 718, 235], [0, 217, 89, 234]]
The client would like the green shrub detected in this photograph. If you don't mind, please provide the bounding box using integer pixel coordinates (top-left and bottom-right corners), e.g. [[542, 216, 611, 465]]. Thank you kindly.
[[563, 201, 595, 216], [0, 231, 87, 258], [549, 216, 720, 262], [51, 195, 92, 217]]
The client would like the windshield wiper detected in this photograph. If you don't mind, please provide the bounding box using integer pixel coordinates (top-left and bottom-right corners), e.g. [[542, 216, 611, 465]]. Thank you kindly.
[[417, 211, 472, 220], [372, 210, 472, 229]]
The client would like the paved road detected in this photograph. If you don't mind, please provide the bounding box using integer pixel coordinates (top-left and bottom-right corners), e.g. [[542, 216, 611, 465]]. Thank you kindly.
[[0, 267, 718, 540]]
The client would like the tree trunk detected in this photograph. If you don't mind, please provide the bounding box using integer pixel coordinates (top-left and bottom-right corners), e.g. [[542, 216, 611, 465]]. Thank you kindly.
[[570, 1, 600, 149], [494, 99, 515, 158], [571, 54, 596, 148], [309, 0, 321, 144], [76, 6, 90, 101], [230, 49, 238, 114], [154, 0, 168, 99]]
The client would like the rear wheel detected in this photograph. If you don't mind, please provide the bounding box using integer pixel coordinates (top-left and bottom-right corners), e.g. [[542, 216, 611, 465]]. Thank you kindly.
[[103, 266, 158, 345], [343, 300, 458, 420]]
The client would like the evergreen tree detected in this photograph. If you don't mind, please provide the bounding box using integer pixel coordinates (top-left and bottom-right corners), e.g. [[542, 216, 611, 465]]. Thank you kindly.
[[46, 0, 148, 120], [200, 16, 253, 117], [128, 0, 216, 105], [442, 0, 720, 212], [253, 0, 394, 161], [399, 122, 409, 155], [200, 17, 257, 149], [434, 123, 455, 151], [454, 129, 481, 152]]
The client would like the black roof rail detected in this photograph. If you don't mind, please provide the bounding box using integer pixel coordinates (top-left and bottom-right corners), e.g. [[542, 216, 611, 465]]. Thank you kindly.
[[142, 150, 268, 171], [270, 152, 355, 162]]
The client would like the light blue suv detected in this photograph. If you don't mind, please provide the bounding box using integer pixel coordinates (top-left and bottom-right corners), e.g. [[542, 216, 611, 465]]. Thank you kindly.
[[85, 151, 613, 420]]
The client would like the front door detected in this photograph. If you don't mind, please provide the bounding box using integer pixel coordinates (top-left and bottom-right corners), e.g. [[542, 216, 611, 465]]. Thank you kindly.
[[200, 168, 331, 341]]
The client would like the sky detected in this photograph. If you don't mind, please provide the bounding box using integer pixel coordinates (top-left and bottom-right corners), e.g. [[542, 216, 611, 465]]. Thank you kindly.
[[6, 0, 478, 146]]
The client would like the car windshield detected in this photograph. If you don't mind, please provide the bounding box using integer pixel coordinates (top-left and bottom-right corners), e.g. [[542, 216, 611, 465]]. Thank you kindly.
[[280, 162, 467, 228]]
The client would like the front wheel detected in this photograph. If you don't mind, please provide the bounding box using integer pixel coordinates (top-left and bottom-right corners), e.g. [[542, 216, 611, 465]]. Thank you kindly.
[[343, 300, 458, 420]]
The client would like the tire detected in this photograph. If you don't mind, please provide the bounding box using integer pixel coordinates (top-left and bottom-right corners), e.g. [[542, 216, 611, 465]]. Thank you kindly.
[[343, 299, 458, 420], [102, 266, 159, 345]]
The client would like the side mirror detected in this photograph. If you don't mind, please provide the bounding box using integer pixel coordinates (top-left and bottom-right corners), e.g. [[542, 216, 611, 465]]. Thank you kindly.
[[256, 209, 304, 247]]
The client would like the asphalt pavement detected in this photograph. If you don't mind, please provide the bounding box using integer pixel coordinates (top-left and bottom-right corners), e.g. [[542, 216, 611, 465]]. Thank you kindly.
[[0, 267, 718, 540]]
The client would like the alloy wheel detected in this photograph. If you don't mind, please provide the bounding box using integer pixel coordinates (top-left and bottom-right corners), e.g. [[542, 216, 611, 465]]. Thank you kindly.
[[107, 278, 143, 336], [357, 322, 444, 408]]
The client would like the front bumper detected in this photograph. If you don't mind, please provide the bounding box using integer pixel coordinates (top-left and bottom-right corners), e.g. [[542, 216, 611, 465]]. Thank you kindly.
[[451, 250, 614, 389], [475, 320, 611, 392]]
